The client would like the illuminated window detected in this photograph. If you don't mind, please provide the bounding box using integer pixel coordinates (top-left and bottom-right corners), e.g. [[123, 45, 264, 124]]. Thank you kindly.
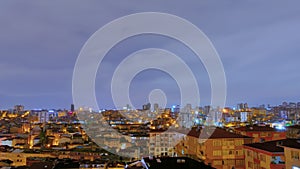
[[222, 150, 234, 156], [228, 160, 235, 165], [247, 150, 252, 157], [236, 150, 243, 156], [213, 140, 222, 146], [236, 160, 244, 166], [260, 154, 266, 162], [213, 160, 222, 165], [253, 152, 258, 159], [291, 151, 300, 160], [273, 134, 280, 138], [177, 159, 185, 163], [222, 140, 234, 146], [260, 132, 266, 137], [222, 160, 235, 165], [248, 161, 253, 168], [235, 140, 244, 146], [213, 150, 222, 156]]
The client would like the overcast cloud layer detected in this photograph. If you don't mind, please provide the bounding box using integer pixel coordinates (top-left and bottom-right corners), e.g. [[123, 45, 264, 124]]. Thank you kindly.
[[0, 1, 300, 109]]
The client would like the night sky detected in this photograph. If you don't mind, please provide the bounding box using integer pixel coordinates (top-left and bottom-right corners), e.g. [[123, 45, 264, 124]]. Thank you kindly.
[[0, 1, 300, 110]]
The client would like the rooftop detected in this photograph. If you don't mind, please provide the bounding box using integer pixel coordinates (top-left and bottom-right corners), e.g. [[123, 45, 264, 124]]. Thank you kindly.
[[235, 125, 281, 132], [244, 139, 300, 153], [281, 139, 300, 149], [150, 127, 251, 139], [286, 125, 300, 129], [244, 140, 284, 153], [187, 127, 252, 139], [137, 156, 215, 169]]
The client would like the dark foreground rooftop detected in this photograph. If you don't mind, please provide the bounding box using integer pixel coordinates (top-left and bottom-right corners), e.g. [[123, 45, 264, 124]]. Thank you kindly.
[[126, 157, 215, 169]]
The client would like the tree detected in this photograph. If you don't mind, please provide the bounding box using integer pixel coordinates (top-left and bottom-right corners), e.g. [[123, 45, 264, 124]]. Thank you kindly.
[[39, 129, 48, 149]]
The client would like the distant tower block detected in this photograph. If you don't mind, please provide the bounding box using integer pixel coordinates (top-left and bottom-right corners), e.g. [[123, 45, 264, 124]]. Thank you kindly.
[[14, 105, 24, 112], [71, 104, 75, 112], [143, 103, 151, 110], [153, 103, 159, 112]]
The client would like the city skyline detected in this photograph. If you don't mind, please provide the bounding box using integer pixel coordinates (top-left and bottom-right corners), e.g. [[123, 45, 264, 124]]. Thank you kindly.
[[1, 1, 300, 109], [1, 100, 300, 111]]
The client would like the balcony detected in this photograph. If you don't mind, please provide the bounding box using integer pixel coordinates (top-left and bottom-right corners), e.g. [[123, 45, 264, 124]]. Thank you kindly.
[[270, 156, 285, 169], [270, 163, 285, 169]]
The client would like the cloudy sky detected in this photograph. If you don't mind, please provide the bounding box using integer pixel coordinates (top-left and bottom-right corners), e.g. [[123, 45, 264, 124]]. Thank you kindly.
[[0, 1, 300, 110]]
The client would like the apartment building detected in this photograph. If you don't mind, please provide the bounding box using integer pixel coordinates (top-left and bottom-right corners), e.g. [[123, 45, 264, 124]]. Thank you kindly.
[[149, 129, 185, 157], [281, 139, 300, 169], [234, 125, 286, 143], [175, 127, 253, 169], [244, 140, 285, 169]]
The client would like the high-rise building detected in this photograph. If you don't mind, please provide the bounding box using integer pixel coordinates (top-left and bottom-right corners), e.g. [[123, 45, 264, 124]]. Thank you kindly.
[[38, 111, 49, 123], [237, 103, 248, 110], [204, 106, 211, 115], [143, 103, 151, 110], [71, 104, 75, 112], [171, 105, 180, 113], [153, 103, 159, 112], [14, 105, 24, 112], [185, 104, 192, 113]]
